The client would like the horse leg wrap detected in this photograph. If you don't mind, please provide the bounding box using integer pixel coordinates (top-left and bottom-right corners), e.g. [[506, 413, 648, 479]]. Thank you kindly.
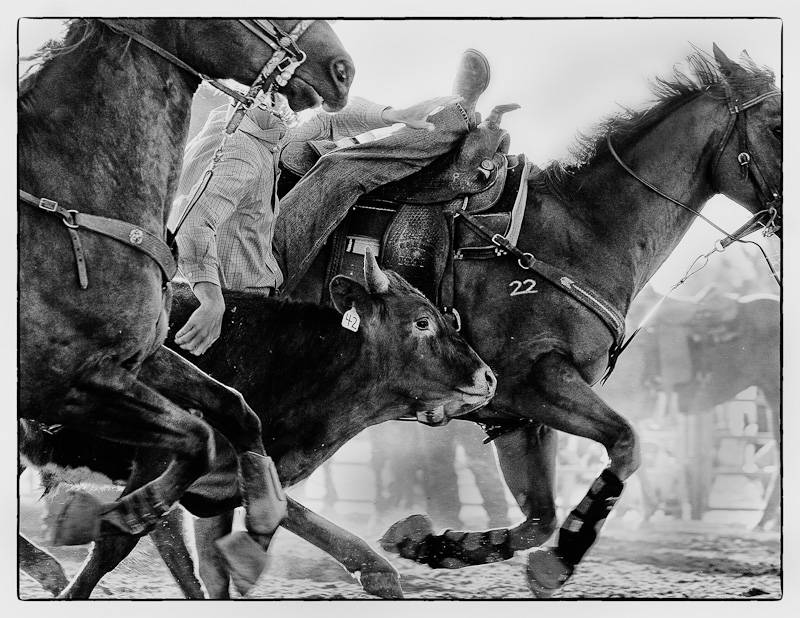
[[239, 452, 287, 537], [556, 468, 623, 566], [214, 530, 271, 597], [99, 483, 173, 537], [418, 528, 515, 569]]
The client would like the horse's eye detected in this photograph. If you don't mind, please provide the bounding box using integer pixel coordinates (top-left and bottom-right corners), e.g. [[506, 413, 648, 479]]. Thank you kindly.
[[414, 318, 430, 330], [772, 126, 782, 140]]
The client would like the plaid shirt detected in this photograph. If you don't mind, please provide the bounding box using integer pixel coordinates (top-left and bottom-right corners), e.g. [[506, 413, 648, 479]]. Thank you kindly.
[[174, 97, 389, 292]]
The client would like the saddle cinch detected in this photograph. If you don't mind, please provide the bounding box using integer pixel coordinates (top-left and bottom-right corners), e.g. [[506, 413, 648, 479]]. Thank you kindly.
[[278, 104, 529, 308]]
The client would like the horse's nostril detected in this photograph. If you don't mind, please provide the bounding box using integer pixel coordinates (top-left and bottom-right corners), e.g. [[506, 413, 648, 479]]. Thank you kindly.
[[485, 369, 497, 391], [333, 60, 350, 83]]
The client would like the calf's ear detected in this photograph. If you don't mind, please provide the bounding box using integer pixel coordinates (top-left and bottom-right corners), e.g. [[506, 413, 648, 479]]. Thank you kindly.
[[329, 275, 371, 315]]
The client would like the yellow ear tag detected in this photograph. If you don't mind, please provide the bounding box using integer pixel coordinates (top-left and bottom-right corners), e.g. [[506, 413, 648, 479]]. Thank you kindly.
[[341, 307, 360, 332]]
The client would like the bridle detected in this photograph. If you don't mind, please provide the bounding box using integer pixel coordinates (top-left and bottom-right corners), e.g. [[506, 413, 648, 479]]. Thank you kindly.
[[607, 84, 782, 250], [20, 18, 313, 289]]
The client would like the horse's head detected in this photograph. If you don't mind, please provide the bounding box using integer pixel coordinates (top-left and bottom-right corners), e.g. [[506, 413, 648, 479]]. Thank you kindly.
[[710, 45, 782, 240], [178, 19, 353, 113]]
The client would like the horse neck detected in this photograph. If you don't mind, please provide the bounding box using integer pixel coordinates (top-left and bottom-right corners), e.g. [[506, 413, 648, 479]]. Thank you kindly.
[[19, 20, 198, 232], [551, 94, 725, 310]]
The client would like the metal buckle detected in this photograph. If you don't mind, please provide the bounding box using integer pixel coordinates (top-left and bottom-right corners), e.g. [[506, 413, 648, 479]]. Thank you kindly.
[[518, 252, 535, 270], [491, 233, 506, 247], [38, 197, 58, 212], [62, 209, 79, 229]]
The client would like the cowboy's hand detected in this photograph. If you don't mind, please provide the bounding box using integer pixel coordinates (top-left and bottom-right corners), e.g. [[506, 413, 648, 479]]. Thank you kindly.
[[382, 95, 464, 131], [175, 282, 225, 356]]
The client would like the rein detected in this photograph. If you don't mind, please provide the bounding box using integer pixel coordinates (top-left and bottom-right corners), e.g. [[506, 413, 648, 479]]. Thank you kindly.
[[20, 18, 311, 290]]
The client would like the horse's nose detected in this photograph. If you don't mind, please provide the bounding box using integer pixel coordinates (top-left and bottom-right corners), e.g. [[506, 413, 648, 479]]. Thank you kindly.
[[321, 57, 354, 112]]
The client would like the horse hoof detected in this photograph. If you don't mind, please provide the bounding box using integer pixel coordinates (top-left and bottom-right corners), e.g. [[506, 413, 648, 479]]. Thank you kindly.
[[525, 547, 574, 599], [215, 531, 270, 596], [47, 490, 103, 546], [358, 571, 405, 599], [379, 514, 435, 554]]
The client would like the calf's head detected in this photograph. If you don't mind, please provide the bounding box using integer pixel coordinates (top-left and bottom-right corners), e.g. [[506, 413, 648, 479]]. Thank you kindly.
[[329, 249, 496, 424]]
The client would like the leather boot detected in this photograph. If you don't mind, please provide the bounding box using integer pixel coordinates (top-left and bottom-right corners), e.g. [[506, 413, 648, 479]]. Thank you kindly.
[[452, 49, 491, 118]]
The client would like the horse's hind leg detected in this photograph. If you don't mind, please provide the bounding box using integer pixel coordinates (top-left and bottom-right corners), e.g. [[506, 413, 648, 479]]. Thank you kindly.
[[150, 507, 207, 599], [18, 534, 69, 597], [523, 351, 640, 598]]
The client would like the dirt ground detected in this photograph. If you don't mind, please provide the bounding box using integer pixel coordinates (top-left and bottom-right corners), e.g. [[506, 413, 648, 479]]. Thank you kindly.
[[19, 504, 781, 601]]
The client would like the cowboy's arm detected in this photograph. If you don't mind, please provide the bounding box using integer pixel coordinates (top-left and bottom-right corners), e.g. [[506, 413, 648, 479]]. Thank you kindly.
[[284, 95, 465, 144], [174, 146, 258, 355], [285, 96, 391, 142]]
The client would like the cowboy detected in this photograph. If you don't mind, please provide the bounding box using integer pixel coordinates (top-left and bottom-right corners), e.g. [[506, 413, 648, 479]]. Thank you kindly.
[[174, 49, 490, 355]]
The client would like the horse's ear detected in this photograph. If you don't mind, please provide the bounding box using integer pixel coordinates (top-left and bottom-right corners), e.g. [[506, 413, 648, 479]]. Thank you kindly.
[[739, 49, 759, 72], [713, 43, 749, 81]]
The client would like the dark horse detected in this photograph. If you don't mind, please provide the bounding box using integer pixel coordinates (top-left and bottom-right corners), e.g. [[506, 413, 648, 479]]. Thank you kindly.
[[374, 45, 780, 597], [595, 287, 780, 526], [19, 18, 354, 580]]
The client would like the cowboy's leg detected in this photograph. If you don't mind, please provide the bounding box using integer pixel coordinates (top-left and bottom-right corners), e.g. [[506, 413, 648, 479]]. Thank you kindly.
[[274, 104, 470, 295]]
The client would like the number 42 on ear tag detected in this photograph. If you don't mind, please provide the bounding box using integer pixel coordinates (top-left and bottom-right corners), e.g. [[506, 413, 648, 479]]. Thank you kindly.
[[341, 307, 360, 332]]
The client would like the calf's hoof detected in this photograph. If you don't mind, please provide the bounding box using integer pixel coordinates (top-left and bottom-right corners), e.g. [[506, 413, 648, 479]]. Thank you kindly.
[[47, 490, 103, 546], [379, 513, 435, 560], [215, 531, 271, 596], [358, 571, 404, 599], [525, 547, 574, 599]]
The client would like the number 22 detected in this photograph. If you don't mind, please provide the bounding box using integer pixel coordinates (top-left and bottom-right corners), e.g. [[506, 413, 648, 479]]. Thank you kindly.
[[509, 279, 538, 296]]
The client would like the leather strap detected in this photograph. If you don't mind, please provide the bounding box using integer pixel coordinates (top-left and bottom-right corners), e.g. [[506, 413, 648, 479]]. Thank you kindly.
[[20, 190, 178, 287], [456, 209, 626, 349]]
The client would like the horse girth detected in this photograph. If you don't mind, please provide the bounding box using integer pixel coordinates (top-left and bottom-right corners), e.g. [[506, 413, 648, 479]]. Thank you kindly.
[[19, 189, 177, 289]]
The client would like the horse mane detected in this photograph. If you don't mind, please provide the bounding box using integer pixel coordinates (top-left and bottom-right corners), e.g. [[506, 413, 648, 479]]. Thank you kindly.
[[18, 20, 97, 96], [532, 48, 776, 200]]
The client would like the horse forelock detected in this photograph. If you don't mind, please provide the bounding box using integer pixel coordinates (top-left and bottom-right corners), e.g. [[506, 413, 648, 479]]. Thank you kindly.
[[534, 48, 777, 200]]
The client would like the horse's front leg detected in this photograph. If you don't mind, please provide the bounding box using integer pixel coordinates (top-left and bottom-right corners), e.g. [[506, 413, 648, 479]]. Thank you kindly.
[[379, 420, 559, 568], [18, 534, 69, 597], [137, 347, 287, 592], [138, 347, 286, 537], [282, 497, 404, 599], [50, 360, 219, 546], [522, 350, 639, 598], [58, 464, 204, 599]]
